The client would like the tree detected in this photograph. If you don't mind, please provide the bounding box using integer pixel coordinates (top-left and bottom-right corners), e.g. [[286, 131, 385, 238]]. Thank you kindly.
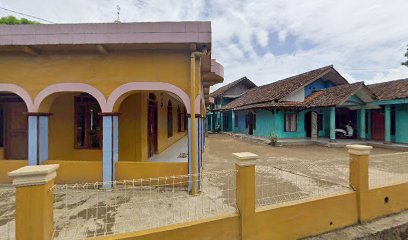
[[0, 15, 39, 25], [403, 45, 408, 67]]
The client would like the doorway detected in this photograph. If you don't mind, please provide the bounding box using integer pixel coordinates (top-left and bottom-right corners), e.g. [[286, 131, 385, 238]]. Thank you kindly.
[[371, 112, 384, 141], [247, 112, 254, 135], [2, 101, 28, 159], [147, 93, 158, 158]]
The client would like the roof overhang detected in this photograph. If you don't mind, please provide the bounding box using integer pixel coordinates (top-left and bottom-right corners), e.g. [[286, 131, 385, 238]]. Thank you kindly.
[[203, 59, 224, 104]]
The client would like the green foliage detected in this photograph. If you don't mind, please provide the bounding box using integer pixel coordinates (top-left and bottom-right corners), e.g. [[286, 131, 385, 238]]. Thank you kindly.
[[402, 45, 408, 68], [268, 133, 278, 146], [0, 15, 40, 25]]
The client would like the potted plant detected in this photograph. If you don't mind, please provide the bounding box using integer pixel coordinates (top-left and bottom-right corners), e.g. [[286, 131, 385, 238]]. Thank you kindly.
[[269, 134, 278, 146]]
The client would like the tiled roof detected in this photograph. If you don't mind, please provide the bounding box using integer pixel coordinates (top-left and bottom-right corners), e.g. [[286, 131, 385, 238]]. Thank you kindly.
[[222, 65, 348, 110], [232, 82, 367, 111], [368, 78, 408, 100], [305, 82, 365, 108], [210, 77, 256, 97]]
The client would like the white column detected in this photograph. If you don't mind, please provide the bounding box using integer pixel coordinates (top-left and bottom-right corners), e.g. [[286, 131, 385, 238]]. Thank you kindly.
[[102, 114, 119, 185], [38, 116, 49, 164], [28, 115, 38, 166]]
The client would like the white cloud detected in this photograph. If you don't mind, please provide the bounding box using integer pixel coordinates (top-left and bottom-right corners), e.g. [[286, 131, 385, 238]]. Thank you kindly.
[[1, 0, 407, 89]]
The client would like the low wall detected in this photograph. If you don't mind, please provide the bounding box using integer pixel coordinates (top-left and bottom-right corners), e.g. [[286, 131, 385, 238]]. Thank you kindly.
[[0, 160, 27, 183], [116, 162, 188, 180], [363, 181, 408, 221], [44, 160, 103, 184], [95, 213, 240, 240], [255, 191, 359, 240]]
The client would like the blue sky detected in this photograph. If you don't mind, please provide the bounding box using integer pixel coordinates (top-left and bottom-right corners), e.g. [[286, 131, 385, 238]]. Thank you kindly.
[[1, 0, 408, 89]]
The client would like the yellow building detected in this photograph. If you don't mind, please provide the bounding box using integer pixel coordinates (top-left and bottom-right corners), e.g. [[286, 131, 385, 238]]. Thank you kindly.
[[0, 22, 223, 188]]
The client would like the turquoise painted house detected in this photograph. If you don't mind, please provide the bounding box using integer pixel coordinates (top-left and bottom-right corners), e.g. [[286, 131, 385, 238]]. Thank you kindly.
[[212, 65, 408, 144], [207, 77, 256, 132]]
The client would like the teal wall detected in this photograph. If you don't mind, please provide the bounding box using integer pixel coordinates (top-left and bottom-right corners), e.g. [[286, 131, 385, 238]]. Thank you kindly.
[[253, 110, 274, 137], [252, 109, 306, 139], [276, 110, 306, 138], [395, 104, 408, 143]]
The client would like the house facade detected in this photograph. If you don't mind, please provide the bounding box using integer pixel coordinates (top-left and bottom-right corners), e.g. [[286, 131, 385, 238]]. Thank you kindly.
[[206, 77, 256, 132], [0, 22, 224, 190], [217, 65, 408, 144]]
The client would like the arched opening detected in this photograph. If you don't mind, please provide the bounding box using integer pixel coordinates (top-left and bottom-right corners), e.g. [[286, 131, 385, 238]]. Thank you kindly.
[[0, 93, 28, 160], [116, 91, 188, 163], [43, 92, 103, 161], [147, 93, 158, 158]]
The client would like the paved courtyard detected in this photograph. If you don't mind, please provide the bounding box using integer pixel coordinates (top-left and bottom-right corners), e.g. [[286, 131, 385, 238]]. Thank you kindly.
[[1, 134, 408, 239]]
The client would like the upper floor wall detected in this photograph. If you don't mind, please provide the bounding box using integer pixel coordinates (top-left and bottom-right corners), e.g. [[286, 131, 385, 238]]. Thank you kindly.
[[304, 79, 336, 98], [0, 22, 224, 113], [0, 50, 191, 100]]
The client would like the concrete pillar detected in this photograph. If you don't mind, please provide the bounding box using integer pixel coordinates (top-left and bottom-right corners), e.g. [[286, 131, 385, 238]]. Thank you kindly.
[[187, 114, 199, 194], [347, 144, 372, 222], [233, 152, 258, 240], [359, 106, 366, 140], [384, 105, 391, 143], [8, 164, 59, 240], [28, 115, 38, 166], [231, 111, 236, 133], [28, 114, 50, 165], [102, 114, 119, 185], [330, 107, 336, 142]]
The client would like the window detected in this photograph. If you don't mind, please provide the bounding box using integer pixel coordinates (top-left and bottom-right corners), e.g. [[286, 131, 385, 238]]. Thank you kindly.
[[74, 94, 102, 149], [235, 114, 238, 128], [177, 106, 182, 132], [284, 113, 297, 132], [167, 100, 173, 138]]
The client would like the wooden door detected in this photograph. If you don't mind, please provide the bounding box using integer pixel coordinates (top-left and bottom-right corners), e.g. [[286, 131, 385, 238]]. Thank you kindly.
[[371, 112, 384, 141], [5, 103, 28, 159], [147, 98, 158, 158]]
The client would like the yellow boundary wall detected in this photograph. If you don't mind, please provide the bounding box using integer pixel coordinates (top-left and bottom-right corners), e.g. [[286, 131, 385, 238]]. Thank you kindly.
[[116, 162, 188, 180], [1, 160, 188, 184], [10, 145, 408, 240], [44, 160, 103, 184], [0, 160, 27, 183], [254, 191, 358, 239], [94, 213, 240, 240]]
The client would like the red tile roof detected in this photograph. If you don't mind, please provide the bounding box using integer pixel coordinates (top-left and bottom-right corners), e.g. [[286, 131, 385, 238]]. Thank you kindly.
[[368, 78, 408, 100], [210, 77, 256, 98], [222, 65, 348, 110]]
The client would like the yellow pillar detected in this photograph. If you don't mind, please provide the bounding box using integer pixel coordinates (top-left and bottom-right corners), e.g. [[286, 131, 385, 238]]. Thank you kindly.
[[347, 144, 372, 222], [234, 152, 258, 240], [8, 164, 59, 240], [190, 52, 198, 194]]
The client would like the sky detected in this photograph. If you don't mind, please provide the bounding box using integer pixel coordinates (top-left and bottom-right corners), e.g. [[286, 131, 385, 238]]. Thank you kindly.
[[1, 0, 408, 90]]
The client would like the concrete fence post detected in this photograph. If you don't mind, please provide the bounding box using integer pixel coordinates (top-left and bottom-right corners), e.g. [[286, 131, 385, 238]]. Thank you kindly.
[[234, 152, 258, 240], [347, 144, 372, 223], [8, 164, 59, 240]]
